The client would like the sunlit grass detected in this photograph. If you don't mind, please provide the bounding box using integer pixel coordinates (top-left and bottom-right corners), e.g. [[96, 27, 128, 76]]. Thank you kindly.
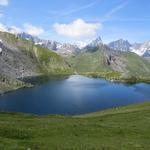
[[0, 102, 150, 150]]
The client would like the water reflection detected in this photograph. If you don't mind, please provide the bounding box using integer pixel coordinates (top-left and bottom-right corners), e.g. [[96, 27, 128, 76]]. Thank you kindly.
[[0, 75, 150, 115]]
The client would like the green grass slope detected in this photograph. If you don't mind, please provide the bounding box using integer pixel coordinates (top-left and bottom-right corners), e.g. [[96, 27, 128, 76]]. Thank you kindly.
[[68, 47, 110, 73], [67, 46, 150, 82], [0, 31, 72, 75], [0, 31, 73, 92], [122, 52, 150, 77], [0, 102, 150, 150]]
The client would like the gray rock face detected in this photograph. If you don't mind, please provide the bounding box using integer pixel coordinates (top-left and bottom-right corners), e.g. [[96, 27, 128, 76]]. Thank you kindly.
[[0, 41, 38, 79], [83, 36, 104, 52], [89, 36, 103, 47], [143, 50, 150, 57], [104, 50, 128, 74], [108, 39, 132, 52]]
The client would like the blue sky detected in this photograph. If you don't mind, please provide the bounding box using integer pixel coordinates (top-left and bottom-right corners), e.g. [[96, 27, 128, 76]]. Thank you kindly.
[[0, 0, 150, 43]]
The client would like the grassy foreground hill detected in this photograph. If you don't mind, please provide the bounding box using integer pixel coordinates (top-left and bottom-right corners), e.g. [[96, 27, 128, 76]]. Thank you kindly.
[[0, 101, 150, 150]]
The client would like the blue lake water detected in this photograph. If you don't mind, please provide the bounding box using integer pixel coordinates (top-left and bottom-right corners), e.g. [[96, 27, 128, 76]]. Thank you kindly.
[[0, 75, 150, 115]]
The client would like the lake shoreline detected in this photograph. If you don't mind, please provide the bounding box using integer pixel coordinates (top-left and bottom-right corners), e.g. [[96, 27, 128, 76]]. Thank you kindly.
[[0, 100, 149, 117], [1, 72, 150, 95], [0, 75, 149, 115], [0, 73, 72, 95]]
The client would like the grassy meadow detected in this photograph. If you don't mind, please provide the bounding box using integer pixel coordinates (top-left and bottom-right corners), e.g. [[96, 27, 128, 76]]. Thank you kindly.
[[0, 102, 150, 150]]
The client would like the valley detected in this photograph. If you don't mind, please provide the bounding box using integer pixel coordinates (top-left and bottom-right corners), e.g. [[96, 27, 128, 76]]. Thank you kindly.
[[0, 31, 150, 94], [0, 1, 150, 150]]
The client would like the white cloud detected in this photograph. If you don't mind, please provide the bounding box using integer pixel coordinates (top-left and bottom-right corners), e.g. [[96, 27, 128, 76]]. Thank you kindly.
[[54, 19, 102, 39], [0, 0, 9, 6], [0, 23, 45, 36], [24, 23, 44, 36], [0, 23, 7, 32], [0, 23, 22, 34], [9, 26, 22, 34]]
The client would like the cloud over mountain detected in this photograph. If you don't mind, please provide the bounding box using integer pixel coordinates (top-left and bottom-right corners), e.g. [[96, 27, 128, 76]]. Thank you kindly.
[[24, 24, 44, 36], [54, 19, 102, 40]]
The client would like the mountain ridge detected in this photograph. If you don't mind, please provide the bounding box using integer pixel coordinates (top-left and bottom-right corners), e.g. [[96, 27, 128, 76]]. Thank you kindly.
[[67, 43, 150, 81], [17, 32, 150, 58], [0, 31, 72, 93]]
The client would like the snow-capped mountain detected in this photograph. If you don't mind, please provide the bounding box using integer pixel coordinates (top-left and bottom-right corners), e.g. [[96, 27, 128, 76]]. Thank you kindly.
[[17, 32, 59, 51], [87, 36, 103, 48], [108, 39, 132, 52], [72, 41, 87, 49], [84, 36, 103, 51], [17, 32, 81, 56], [56, 43, 80, 56], [4, 28, 150, 58], [131, 41, 150, 57], [108, 39, 150, 58]]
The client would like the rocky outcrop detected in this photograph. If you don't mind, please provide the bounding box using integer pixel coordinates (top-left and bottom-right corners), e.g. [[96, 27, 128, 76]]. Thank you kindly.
[[0, 41, 38, 79], [108, 39, 132, 52]]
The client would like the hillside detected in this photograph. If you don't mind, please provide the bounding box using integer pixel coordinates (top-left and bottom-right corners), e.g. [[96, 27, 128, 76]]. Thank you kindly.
[[67, 45, 150, 82], [0, 31, 72, 93], [0, 101, 150, 150]]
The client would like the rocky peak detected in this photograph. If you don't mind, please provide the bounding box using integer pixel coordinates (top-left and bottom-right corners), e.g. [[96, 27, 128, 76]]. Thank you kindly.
[[85, 36, 103, 49], [17, 32, 40, 43], [108, 39, 132, 52], [91, 36, 103, 46]]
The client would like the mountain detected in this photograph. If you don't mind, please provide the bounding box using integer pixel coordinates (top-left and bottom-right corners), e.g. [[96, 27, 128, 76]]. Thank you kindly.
[[18, 32, 60, 51], [87, 36, 103, 47], [1, 28, 150, 89], [18, 33, 150, 59], [83, 36, 103, 51], [0, 31, 72, 93], [17, 32, 80, 56], [56, 43, 80, 56], [4, 27, 150, 58], [143, 50, 150, 57], [131, 41, 150, 57], [108, 39, 132, 52], [108, 39, 150, 58], [67, 43, 150, 81]]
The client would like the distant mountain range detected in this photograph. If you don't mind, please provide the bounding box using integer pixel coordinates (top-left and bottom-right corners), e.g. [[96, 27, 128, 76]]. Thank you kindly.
[[108, 39, 150, 57], [108, 39, 132, 52], [17, 32, 81, 57], [17, 32, 150, 58], [131, 41, 150, 57]]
